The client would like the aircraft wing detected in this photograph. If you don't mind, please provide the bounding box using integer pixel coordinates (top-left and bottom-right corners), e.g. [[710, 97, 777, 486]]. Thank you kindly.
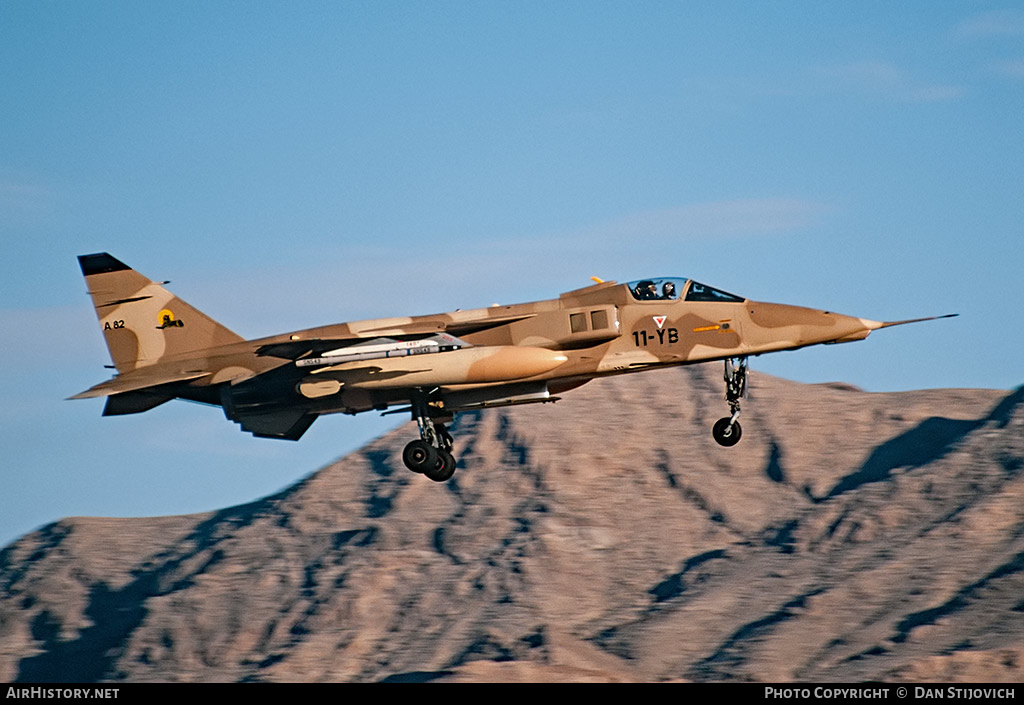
[[417, 313, 537, 336], [357, 314, 537, 337], [256, 313, 537, 360]]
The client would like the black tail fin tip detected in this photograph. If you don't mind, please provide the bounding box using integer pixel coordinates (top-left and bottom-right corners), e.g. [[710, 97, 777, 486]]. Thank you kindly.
[[78, 253, 130, 276]]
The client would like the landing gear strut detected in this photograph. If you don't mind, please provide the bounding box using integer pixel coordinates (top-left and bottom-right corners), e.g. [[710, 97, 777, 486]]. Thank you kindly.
[[712, 357, 747, 447], [402, 393, 458, 482]]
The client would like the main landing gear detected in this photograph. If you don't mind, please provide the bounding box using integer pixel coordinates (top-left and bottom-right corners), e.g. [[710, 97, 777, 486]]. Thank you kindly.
[[402, 394, 458, 482], [712, 357, 747, 447]]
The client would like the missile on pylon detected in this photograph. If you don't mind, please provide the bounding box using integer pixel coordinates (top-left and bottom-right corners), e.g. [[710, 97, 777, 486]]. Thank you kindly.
[[295, 332, 465, 368]]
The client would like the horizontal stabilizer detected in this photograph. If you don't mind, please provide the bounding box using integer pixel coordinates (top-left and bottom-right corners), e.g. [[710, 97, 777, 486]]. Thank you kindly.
[[70, 369, 210, 399]]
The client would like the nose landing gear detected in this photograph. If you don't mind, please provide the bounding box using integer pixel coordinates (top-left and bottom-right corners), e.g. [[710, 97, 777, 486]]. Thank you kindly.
[[712, 357, 747, 447]]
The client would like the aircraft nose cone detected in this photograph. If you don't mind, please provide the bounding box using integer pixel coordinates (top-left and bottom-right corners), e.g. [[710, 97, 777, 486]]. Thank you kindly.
[[746, 302, 874, 347]]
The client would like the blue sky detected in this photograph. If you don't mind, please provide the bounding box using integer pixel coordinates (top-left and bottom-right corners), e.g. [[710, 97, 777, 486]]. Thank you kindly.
[[1, 2, 1022, 547]]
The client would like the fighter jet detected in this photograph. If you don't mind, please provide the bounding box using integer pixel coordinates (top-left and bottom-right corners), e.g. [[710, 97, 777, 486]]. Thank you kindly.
[[72, 253, 955, 482]]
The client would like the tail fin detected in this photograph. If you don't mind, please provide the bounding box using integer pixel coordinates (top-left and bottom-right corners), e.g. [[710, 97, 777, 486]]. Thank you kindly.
[[78, 253, 244, 373]]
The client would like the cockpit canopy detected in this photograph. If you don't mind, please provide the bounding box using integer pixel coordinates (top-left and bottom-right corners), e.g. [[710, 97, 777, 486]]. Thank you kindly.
[[628, 277, 685, 301], [627, 278, 744, 303]]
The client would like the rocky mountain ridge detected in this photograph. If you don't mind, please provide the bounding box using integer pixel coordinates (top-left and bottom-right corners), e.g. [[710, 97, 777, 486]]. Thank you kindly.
[[1, 366, 1021, 682]]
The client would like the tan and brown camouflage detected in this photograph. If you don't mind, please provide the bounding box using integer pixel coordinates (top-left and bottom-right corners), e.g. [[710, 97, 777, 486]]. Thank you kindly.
[[73, 253, 954, 478]]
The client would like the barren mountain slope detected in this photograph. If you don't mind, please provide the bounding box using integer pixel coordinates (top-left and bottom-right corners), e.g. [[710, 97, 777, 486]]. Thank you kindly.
[[1, 366, 1021, 682]]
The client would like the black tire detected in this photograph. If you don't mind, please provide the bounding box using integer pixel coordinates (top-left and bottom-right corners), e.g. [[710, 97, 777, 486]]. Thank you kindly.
[[425, 450, 457, 482], [403, 440, 438, 473], [712, 418, 742, 447]]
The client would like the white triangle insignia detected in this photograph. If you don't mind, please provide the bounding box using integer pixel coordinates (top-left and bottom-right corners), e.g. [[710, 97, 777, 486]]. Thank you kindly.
[[653, 316, 667, 329]]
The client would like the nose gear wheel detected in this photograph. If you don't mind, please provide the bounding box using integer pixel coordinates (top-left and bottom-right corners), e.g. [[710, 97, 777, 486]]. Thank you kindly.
[[712, 357, 747, 447]]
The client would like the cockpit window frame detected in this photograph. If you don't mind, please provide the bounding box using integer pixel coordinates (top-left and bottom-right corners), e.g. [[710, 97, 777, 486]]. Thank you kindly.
[[626, 277, 688, 302], [684, 280, 745, 303]]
